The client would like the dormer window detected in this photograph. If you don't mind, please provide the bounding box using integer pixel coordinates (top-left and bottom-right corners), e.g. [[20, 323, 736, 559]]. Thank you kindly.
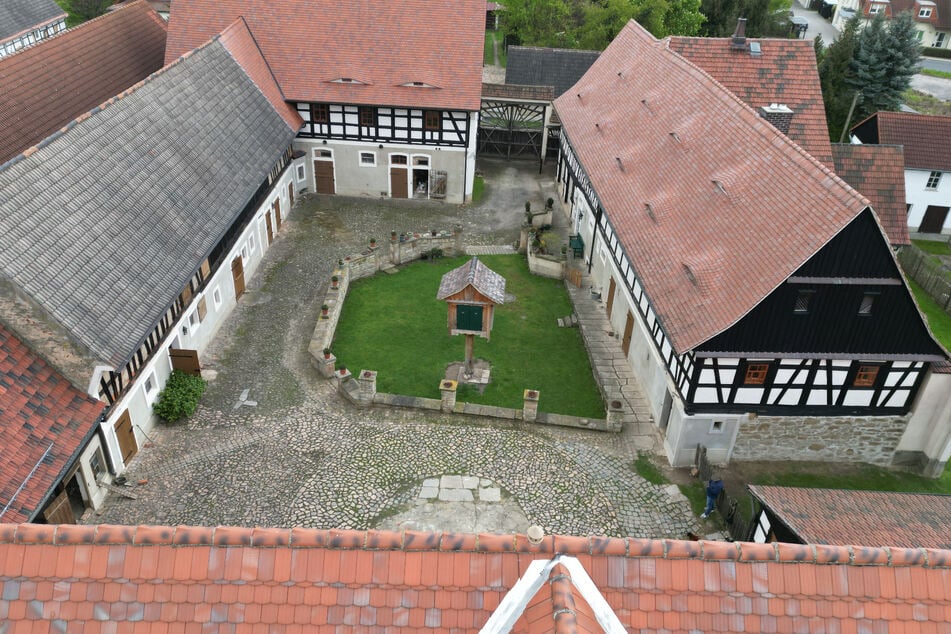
[[794, 289, 814, 314], [858, 292, 876, 316], [868, 4, 884, 13], [331, 77, 366, 84], [401, 81, 438, 88], [918, 7, 932, 17]]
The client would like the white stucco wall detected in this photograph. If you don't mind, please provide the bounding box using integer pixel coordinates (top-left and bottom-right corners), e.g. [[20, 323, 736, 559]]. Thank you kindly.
[[896, 370, 951, 475], [906, 168, 951, 232]]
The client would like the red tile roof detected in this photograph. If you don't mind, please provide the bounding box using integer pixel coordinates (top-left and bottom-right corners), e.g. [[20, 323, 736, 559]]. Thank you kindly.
[[164, 0, 485, 111], [749, 486, 951, 549], [0, 0, 168, 165], [0, 326, 104, 523], [217, 18, 302, 131], [668, 36, 834, 167], [554, 22, 868, 353], [831, 143, 910, 246], [2, 524, 951, 632], [853, 111, 951, 172]]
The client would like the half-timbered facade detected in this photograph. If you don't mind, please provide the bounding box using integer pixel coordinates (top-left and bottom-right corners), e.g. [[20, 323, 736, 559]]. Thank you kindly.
[[554, 21, 947, 470], [0, 20, 303, 474], [165, 0, 485, 204]]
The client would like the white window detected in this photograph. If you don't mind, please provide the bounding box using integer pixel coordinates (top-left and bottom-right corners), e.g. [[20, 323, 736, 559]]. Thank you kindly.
[[918, 7, 932, 17], [144, 372, 158, 404], [359, 151, 376, 166], [189, 310, 200, 330], [927, 171, 942, 189], [868, 4, 884, 13], [296, 164, 305, 181], [213, 286, 222, 308], [859, 292, 876, 315], [916, 29, 924, 40], [248, 233, 256, 255], [241, 246, 248, 259]]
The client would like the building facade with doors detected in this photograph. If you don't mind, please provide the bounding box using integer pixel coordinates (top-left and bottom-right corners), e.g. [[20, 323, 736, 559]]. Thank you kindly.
[[833, 0, 951, 47], [0, 324, 107, 525], [0, 0, 66, 57], [165, 0, 485, 204], [554, 21, 947, 471], [851, 112, 951, 234], [0, 19, 303, 475]]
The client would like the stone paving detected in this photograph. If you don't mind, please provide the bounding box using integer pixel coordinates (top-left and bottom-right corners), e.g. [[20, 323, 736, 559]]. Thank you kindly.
[[88, 158, 700, 539]]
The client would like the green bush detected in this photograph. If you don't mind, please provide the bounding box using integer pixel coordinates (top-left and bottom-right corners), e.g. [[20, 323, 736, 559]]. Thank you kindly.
[[923, 47, 951, 59], [153, 370, 207, 423]]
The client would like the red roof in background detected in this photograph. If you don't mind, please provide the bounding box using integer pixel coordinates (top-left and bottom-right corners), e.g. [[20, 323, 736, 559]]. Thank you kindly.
[[0, 326, 104, 523], [0, 0, 167, 165], [164, 0, 485, 111], [2, 523, 951, 632], [831, 143, 910, 246], [853, 111, 951, 172], [750, 486, 951, 549], [217, 18, 302, 131], [667, 36, 834, 167], [554, 22, 868, 353]]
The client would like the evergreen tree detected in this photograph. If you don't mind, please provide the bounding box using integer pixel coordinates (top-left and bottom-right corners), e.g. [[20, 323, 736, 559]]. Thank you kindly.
[[846, 12, 921, 123], [818, 16, 860, 141]]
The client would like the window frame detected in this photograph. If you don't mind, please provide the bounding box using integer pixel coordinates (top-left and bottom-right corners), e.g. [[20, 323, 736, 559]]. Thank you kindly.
[[311, 103, 329, 124], [213, 286, 222, 308], [926, 171, 942, 190], [858, 291, 878, 316], [918, 7, 932, 17], [424, 110, 441, 131], [743, 362, 770, 386], [793, 289, 815, 314], [854, 364, 880, 388], [143, 371, 159, 404], [358, 106, 376, 127], [359, 151, 377, 167]]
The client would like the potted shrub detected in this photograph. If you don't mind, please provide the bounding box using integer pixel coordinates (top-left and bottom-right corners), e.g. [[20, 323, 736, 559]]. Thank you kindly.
[[330, 275, 339, 290], [338, 365, 347, 375], [338, 258, 344, 267], [323, 347, 332, 359], [369, 237, 377, 248], [321, 303, 329, 318], [524, 201, 533, 225], [546, 197, 554, 211]]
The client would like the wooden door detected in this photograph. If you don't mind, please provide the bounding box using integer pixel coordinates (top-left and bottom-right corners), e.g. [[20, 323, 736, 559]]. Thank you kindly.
[[919, 206, 950, 233], [621, 311, 634, 357], [265, 212, 274, 245], [274, 200, 282, 231], [169, 348, 201, 376], [231, 256, 245, 299], [390, 167, 408, 198], [287, 182, 294, 207], [43, 489, 76, 524], [314, 160, 335, 194], [606, 277, 616, 318], [114, 409, 138, 464]]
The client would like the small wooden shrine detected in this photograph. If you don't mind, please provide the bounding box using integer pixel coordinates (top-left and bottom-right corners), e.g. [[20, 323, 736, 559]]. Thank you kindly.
[[437, 257, 505, 373]]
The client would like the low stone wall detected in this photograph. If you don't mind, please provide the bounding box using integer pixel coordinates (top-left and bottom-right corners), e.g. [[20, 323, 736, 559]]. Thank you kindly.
[[730, 413, 910, 466], [528, 248, 565, 279]]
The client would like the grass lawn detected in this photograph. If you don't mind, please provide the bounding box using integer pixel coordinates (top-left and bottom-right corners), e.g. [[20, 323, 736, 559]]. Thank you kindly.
[[921, 68, 951, 80], [912, 239, 951, 256], [903, 89, 951, 116], [483, 30, 507, 67], [908, 278, 951, 349], [332, 255, 605, 418], [471, 175, 485, 203]]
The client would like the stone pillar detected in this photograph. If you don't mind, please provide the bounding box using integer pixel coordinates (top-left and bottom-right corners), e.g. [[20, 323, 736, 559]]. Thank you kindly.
[[336, 367, 352, 383], [359, 370, 377, 402], [518, 226, 530, 254], [607, 399, 624, 433], [454, 226, 464, 256], [523, 389, 540, 423], [318, 353, 336, 379], [440, 380, 458, 412]]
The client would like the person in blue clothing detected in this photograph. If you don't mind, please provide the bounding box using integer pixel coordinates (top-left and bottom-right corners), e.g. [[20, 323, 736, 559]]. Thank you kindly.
[[700, 474, 724, 519]]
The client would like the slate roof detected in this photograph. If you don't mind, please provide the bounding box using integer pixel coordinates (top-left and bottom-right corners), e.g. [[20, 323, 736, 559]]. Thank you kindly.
[[831, 143, 910, 246], [437, 257, 506, 304], [0, 0, 168, 165], [554, 21, 869, 354], [0, 26, 298, 367], [505, 46, 601, 97], [0, 0, 65, 44], [165, 0, 485, 111], [2, 524, 951, 632], [851, 111, 951, 172], [749, 485, 951, 550], [0, 325, 104, 524], [667, 36, 834, 167]]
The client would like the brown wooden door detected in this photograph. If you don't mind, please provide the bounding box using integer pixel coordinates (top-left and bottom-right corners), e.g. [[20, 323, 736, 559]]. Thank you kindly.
[[232, 256, 245, 299], [274, 200, 282, 231], [606, 277, 616, 318], [169, 348, 201, 376], [315, 160, 335, 194], [114, 409, 138, 464], [919, 206, 950, 233], [43, 489, 76, 524], [287, 182, 294, 207], [265, 212, 274, 245], [621, 311, 635, 357], [390, 167, 408, 198]]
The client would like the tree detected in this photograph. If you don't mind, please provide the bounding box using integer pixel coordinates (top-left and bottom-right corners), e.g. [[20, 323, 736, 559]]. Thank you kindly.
[[818, 16, 860, 141], [66, 0, 112, 22], [699, 0, 792, 37]]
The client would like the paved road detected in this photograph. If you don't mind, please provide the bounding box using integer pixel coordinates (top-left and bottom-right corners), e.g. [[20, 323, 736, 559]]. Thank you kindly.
[[89, 158, 699, 539], [921, 57, 951, 74]]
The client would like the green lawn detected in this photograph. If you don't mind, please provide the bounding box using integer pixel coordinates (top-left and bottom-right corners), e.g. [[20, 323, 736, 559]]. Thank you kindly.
[[909, 278, 951, 349], [484, 30, 507, 67], [921, 68, 951, 80], [912, 239, 951, 256], [471, 175, 485, 203], [332, 255, 605, 418]]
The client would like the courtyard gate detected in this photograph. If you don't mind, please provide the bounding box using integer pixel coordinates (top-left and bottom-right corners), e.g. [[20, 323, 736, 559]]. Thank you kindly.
[[479, 84, 555, 161]]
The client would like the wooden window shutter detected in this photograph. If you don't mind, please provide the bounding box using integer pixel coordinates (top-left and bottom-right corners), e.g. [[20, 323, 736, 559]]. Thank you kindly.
[[180, 283, 193, 306], [200, 259, 211, 279], [197, 297, 207, 322]]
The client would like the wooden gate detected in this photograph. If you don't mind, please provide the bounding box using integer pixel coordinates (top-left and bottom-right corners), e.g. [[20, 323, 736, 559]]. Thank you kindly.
[[113, 409, 138, 464], [606, 277, 616, 318], [43, 489, 76, 524], [232, 256, 245, 299], [621, 311, 634, 357], [566, 269, 582, 288], [274, 199, 282, 231], [315, 160, 335, 194], [169, 348, 201, 376], [390, 167, 408, 198], [265, 212, 274, 245], [478, 85, 552, 160]]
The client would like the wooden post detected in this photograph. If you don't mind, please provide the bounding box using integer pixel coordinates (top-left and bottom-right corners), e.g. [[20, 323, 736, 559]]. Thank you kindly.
[[464, 334, 474, 375]]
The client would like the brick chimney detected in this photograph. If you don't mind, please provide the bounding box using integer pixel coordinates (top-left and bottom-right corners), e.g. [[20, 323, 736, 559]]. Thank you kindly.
[[731, 18, 748, 50], [760, 103, 794, 135]]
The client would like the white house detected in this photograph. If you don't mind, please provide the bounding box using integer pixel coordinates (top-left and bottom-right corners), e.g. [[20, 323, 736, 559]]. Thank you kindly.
[[164, 0, 486, 204], [833, 0, 951, 48], [0, 0, 66, 57], [0, 19, 304, 476], [851, 111, 951, 234]]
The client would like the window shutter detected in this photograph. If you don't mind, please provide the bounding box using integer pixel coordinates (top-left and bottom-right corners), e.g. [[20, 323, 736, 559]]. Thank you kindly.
[[197, 297, 207, 322]]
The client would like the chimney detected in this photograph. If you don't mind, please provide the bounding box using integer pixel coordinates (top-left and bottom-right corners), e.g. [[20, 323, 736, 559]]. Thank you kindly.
[[760, 103, 794, 135], [731, 18, 747, 50]]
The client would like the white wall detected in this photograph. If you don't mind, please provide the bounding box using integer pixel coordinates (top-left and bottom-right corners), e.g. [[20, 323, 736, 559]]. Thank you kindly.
[[98, 167, 296, 474], [906, 168, 951, 232], [897, 370, 951, 476]]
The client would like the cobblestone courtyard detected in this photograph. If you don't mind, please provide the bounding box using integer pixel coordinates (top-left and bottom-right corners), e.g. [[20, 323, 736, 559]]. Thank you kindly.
[[90, 159, 699, 538]]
